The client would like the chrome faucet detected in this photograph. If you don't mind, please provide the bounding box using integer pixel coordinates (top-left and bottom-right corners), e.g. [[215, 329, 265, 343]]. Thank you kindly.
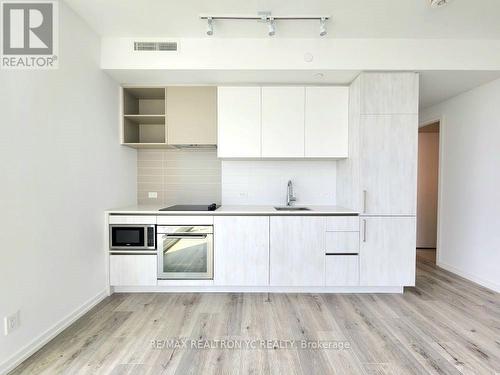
[[286, 180, 296, 206]]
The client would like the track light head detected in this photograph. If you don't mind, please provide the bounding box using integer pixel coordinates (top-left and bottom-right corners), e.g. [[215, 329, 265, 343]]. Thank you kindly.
[[319, 17, 327, 36], [206, 17, 213, 36], [267, 17, 276, 36]]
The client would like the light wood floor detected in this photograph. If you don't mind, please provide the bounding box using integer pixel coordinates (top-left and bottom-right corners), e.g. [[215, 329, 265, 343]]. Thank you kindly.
[[10, 257, 500, 375]]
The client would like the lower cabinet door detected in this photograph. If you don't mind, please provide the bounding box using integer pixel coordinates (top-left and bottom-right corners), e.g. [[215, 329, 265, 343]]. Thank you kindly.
[[109, 255, 157, 286], [325, 255, 359, 286], [359, 216, 416, 286], [270, 216, 326, 286], [214, 216, 270, 286]]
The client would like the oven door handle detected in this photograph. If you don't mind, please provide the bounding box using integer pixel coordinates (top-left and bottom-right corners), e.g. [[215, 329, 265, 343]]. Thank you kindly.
[[164, 234, 208, 239]]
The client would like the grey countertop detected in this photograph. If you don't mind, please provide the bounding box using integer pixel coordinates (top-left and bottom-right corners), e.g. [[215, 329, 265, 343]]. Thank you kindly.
[[106, 204, 358, 216]]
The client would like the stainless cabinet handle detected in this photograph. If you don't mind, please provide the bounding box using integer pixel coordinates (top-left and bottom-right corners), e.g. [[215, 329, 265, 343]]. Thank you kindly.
[[363, 190, 367, 214], [363, 219, 367, 242]]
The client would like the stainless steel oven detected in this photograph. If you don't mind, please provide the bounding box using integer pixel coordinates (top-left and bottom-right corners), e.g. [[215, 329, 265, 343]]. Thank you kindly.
[[110, 225, 156, 252], [157, 225, 213, 280]]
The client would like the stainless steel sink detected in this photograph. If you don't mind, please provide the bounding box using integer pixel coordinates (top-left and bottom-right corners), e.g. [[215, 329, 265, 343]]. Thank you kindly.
[[274, 206, 311, 211]]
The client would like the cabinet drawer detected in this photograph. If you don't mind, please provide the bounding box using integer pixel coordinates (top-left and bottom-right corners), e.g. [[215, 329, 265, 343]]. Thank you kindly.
[[326, 216, 359, 232], [325, 255, 359, 286], [156, 216, 213, 225], [109, 215, 156, 225], [325, 232, 359, 254], [109, 255, 157, 286]]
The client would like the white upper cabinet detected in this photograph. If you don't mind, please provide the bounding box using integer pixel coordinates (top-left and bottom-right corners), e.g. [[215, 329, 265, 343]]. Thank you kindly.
[[361, 73, 419, 115], [217, 87, 261, 158], [166, 86, 217, 145], [305, 87, 349, 158], [217, 85, 349, 159], [261, 87, 305, 158]]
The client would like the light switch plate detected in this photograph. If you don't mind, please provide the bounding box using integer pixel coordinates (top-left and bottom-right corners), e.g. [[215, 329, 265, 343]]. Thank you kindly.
[[4, 310, 20, 335], [148, 192, 158, 199]]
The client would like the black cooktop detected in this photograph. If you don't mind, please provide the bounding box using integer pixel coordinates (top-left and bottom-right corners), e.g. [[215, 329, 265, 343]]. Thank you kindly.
[[159, 204, 220, 212]]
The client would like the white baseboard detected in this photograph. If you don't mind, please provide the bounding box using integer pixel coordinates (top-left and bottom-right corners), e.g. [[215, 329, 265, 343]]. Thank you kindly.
[[0, 290, 108, 375], [437, 261, 500, 293], [112, 285, 404, 294]]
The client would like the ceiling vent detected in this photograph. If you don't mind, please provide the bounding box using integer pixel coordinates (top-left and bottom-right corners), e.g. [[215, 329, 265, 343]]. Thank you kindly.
[[134, 42, 178, 51]]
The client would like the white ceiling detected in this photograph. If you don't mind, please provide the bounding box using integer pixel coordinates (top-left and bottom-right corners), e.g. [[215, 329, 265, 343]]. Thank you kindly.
[[65, 0, 500, 39], [419, 71, 500, 108], [65, 0, 500, 108]]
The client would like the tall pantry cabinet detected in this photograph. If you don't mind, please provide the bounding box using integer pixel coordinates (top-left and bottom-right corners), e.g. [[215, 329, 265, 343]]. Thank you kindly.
[[337, 72, 419, 287]]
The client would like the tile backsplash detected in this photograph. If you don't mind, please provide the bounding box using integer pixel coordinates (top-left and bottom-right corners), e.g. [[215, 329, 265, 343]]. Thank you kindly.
[[221, 160, 337, 206], [138, 149, 221, 205]]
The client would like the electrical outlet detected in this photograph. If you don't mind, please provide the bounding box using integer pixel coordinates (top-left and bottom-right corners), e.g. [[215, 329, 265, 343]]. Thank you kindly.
[[4, 311, 20, 335], [148, 192, 158, 199]]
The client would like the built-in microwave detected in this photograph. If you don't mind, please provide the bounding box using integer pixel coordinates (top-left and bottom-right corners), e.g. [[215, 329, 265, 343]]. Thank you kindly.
[[110, 225, 156, 251]]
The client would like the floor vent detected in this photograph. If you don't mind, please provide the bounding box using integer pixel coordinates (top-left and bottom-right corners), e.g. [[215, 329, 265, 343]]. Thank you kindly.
[[134, 42, 178, 51]]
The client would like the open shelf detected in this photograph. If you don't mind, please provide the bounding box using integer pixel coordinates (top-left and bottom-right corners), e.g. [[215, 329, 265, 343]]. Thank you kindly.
[[123, 87, 166, 116], [122, 87, 167, 146], [123, 118, 166, 144], [124, 114, 165, 124]]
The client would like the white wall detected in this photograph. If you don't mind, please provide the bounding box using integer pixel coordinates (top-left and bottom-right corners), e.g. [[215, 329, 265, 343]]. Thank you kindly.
[[221, 160, 336, 206], [417, 131, 439, 248], [0, 3, 136, 373], [101, 37, 500, 71], [420, 78, 500, 292]]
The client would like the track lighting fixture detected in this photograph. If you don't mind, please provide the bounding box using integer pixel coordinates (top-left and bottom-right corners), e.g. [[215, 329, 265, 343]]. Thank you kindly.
[[319, 17, 327, 36], [199, 13, 331, 37], [206, 17, 213, 36], [267, 17, 276, 37]]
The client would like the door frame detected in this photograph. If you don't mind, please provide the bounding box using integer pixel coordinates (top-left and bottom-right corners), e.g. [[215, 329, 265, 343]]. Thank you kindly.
[[418, 116, 445, 264]]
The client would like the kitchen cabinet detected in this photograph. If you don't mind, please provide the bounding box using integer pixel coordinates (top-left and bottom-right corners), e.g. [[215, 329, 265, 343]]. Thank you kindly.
[[325, 255, 359, 286], [305, 87, 349, 158], [217, 85, 349, 159], [359, 217, 416, 286], [361, 73, 419, 115], [261, 87, 305, 157], [337, 73, 419, 215], [166, 86, 217, 145], [270, 216, 325, 286], [217, 87, 261, 158], [360, 114, 418, 215], [109, 255, 157, 286], [214, 216, 269, 286], [325, 232, 359, 254]]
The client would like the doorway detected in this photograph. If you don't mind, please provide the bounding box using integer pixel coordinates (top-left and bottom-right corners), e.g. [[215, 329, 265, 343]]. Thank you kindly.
[[416, 121, 440, 264]]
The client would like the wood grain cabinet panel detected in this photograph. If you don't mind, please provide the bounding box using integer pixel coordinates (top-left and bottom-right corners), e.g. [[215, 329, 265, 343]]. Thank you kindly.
[[214, 216, 269, 286], [361, 73, 419, 115], [109, 255, 157, 286], [359, 217, 416, 286], [325, 255, 359, 286], [360, 114, 418, 215], [270, 216, 325, 286], [325, 232, 360, 254]]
